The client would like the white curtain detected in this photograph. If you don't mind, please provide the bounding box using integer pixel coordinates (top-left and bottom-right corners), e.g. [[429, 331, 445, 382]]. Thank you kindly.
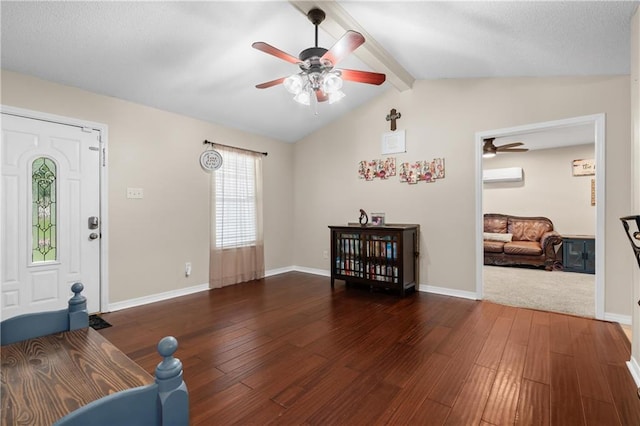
[[210, 146, 264, 288]]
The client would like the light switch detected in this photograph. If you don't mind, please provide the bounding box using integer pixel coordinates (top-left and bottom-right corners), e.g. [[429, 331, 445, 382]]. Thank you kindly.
[[127, 188, 144, 199]]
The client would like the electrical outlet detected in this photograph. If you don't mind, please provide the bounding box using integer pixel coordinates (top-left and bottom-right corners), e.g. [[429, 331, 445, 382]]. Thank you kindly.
[[323, 250, 329, 259], [127, 187, 144, 199], [185, 262, 192, 277]]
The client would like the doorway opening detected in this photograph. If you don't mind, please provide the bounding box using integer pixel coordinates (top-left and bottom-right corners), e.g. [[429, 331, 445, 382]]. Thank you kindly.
[[475, 114, 605, 319]]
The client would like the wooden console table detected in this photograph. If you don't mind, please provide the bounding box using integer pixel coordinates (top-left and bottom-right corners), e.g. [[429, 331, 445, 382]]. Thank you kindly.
[[329, 224, 419, 296], [1, 327, 153, 425]]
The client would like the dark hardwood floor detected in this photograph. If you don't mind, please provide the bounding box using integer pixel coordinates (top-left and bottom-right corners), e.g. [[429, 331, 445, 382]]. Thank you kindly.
[[99, 272, 640, 425]]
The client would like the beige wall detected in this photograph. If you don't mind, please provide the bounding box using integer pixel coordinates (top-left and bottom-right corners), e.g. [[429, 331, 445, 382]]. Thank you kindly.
[[2, 70, 634, 319], [483, 144, 596, 236], [1, 70, 294, 304], [293, 76, 633, 318]]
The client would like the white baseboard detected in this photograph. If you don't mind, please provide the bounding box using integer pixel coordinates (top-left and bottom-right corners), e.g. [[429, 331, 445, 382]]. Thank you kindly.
[[291, 266, 330, 277], [107, 283, 210, 312], [628, 357, 640, 388], [419, 284, 479, 300], [264, 266, 295, 277], [604, 312, 632, 326], [106, 268, 632, 328]]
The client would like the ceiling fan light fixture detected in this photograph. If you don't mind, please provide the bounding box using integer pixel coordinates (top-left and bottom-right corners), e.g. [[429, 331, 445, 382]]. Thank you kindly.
[[283, 74, 304, 95], [328, 90, 345, 104], [293, 90, 311, 106], [322, 73, 343, 94], [252, 7, 385, 111], [483, 151, 496, 158]]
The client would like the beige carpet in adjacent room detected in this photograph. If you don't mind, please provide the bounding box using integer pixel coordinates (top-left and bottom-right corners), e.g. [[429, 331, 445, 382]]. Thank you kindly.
[[483, 265, 595, 318]]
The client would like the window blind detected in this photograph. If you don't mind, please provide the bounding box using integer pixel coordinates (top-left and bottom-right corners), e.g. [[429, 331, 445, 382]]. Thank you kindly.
[[215, 150, 256, 248]]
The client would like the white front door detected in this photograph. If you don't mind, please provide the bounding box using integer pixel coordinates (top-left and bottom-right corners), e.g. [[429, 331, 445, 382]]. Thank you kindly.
[[1, 113, 101, 317]]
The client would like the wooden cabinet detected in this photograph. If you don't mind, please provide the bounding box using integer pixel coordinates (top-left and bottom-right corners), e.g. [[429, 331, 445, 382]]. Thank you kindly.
[[562, 235, 595, 274], [329, 224, 419, 296]]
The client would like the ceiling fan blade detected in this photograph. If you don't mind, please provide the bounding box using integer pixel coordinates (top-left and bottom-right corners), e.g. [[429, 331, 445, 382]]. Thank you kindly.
[[255, 77, 286, 89], [252, 42, 300, 65], [321, 30, 365, 67], [340, 69, 386, 85], [496, 142, 524, 150], [499, 148, 529, 153]]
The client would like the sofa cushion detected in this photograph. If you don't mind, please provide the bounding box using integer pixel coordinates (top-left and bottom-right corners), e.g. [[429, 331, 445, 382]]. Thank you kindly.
[[484, 232, 513, 242], [508, 217, 553, 242], [484, 214, 508, 233], [484, 240, 505, 253], [484, 240, 506, 253], [503, 241, 543, 256]]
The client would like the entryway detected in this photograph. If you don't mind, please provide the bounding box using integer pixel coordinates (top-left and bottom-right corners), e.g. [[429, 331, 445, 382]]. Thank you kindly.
[[475, 114, 605, 319], [1, 107, 108, 317]]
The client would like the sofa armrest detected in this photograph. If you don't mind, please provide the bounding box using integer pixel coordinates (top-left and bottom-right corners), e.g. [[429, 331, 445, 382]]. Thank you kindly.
[[541, 231, 563, 269], [541, 231, 562, 250]]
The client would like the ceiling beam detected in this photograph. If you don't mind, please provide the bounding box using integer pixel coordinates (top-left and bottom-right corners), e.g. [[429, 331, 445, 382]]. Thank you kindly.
[[288, 1, 414, 92]]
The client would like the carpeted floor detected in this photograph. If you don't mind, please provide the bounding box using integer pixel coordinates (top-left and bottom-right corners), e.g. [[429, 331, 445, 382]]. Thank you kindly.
[[483, 265, 595, 318]]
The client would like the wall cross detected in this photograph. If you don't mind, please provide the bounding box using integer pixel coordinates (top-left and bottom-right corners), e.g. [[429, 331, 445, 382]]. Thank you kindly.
[[386, 108, 402, 131]]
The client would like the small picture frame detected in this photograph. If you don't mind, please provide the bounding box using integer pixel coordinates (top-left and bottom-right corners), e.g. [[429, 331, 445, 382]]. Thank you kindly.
[[381, 130, 406, 155], [371, 213, 386, 226], [572, 158, 595, 176]]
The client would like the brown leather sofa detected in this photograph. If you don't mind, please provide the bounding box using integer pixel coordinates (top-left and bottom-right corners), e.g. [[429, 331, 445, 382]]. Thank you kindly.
[[484, 213, 562, 270]]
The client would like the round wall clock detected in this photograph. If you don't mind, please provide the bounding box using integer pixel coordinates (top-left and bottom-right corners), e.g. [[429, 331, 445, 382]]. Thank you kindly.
[[200, 150, 223, 172]]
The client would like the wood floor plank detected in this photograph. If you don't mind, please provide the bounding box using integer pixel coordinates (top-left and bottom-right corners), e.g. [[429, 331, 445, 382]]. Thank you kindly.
[[482, 341, 528, 425], [376, 352, 450, 424], [516, 379, 550, 426], [592, 320, 630, 365], [428, 333, 488, 407], [550, 352, 585, 425], [604, 363, 640, 426], [94, 272, 640, 425], [476, 316, 514, 370], [191, 382, 252, 426], [406, 397, 451, 425], [572, 332, 614, 403], [272, 364, 361, 424], [582, 396, 622, 426], [445, 364, 496, 425], [548, 312, 573, 355], [522, 321, 550, 384], [507, 308, 533, 346], [240, 350, 327, 392]]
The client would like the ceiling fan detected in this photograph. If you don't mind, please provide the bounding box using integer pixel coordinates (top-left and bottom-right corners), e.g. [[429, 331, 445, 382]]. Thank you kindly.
[[252, 7, 386, 107], [483, 138, 529, 158]]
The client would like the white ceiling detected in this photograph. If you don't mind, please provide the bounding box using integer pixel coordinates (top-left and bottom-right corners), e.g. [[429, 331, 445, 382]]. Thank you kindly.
[[1, 1, 637, 143]]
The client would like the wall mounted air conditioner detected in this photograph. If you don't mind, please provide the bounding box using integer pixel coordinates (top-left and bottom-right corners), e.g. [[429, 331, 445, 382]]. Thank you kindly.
[[483, 167, 523, 183]]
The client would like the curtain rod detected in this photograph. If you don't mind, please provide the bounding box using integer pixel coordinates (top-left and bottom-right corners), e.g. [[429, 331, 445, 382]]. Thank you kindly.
[[203, 140, 268, 156]]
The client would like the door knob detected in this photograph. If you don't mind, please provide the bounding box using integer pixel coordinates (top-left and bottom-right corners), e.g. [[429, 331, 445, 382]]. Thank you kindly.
[[89, 233, 99, 240]]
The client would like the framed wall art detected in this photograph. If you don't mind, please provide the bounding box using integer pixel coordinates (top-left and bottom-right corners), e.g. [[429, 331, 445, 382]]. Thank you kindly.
[[572, 158, 595, 176], [381, 130, 406, 155]]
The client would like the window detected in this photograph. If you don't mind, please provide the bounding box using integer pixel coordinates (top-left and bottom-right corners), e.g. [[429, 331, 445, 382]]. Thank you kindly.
[[32, 157, 57, 262], [215, 150, 256, 248]]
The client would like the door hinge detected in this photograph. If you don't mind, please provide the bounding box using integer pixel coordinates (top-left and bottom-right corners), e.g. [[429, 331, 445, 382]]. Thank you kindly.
[[102, 148, 106, 167]]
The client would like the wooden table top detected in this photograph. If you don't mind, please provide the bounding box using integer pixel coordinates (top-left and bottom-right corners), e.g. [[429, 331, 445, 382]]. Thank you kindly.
[[1, 327, 154, 426]]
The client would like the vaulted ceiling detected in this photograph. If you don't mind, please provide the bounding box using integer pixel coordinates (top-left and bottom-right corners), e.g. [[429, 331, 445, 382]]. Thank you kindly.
[[1, 1, 637, 143]]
